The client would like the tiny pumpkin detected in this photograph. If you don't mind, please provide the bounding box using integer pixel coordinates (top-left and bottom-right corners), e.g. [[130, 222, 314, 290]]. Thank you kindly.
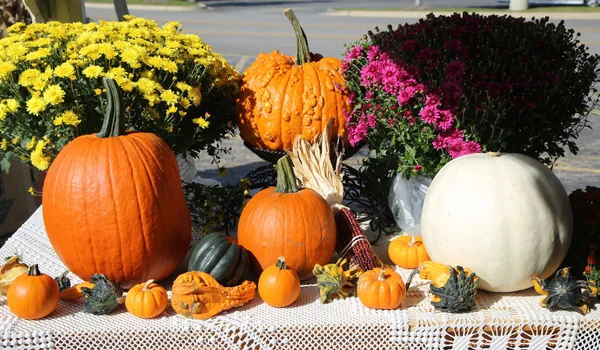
[[258, 256, 301, 308], [7, 265, 60, 320], [125, 279, 168, 319], [357, 267, 406, 310], [388, 235, 430, 269]]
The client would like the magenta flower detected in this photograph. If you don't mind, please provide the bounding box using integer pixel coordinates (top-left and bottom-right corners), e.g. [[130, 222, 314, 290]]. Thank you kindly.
[[419, 105, 440, 124], [397, 86, 417, 105], [445, 60, 467, 80]]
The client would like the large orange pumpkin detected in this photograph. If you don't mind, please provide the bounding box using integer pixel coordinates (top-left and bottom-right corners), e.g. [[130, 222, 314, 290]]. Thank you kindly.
[[235, 9, 351, 151], [237, 155, 336, 280], [42, 78, 191, 289]]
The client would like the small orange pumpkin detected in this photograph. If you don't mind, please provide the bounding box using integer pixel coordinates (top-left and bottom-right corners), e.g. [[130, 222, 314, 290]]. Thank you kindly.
[[125, 279, 168, 319], [7, 265, 60, 319], [258, 256, 301, 307], [388, 235, 430, 269], [357, 267, 406, 310]]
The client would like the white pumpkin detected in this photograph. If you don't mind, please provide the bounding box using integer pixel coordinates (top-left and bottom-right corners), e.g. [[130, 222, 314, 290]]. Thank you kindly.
[[421, 152, 572, 292]]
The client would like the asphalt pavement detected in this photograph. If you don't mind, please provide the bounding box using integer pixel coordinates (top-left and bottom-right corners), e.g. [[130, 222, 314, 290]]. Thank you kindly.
[[84, 1, 600, 194]]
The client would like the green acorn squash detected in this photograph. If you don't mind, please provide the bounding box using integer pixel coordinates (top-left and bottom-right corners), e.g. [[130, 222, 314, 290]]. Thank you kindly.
[[188, 232, 250, 286]]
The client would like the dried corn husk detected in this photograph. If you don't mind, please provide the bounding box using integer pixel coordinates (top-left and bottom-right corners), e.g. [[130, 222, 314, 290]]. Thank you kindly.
[[287, 120, 344, 207], [0, 255, 29, 295], [287, 121, 383, 270]]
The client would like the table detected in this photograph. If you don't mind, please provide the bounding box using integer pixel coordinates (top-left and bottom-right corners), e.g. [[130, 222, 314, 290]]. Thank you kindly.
[[0, 207, 599, 349]]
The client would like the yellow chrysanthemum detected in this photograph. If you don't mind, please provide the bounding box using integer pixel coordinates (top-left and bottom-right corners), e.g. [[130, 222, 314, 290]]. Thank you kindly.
[[115, 77, 135, 92], [0, 62, 16, 81], [25, 137, 36, 150], [0, 139, 7, 150], [53, 117, 63, 126], [137, 78, 156, 94], [0, 105, 7, 120], [12, 137, 20, 145], [166, 105, 177, 114], [25, 48, 51, 61], [33, 67, 53, 91], [106, 66, 127, 78], [98, 43, 116, 59], [179, 97, 191, 109], [18, 69, 41, 87], [188, 86, 202, 106], [5, 44, 28, 61], [160, 90, 178, 105], [60, 110, 81, 126], [31, 140, 50, 171], [43, 84, 66, 105], [26, 96, 47, 116], [54, 62, 75, 78], [192, 117, 209, 129], [121, 50, 139, 64], [82, 65, 103, 78], [176, 82, 191, 92], [6, 99, 19, 112]]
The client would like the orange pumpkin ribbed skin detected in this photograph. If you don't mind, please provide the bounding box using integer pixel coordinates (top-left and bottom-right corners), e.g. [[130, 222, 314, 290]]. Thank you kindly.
[[235, 10, 351, 152], [237, 188, 336, 281], [125, 280, 168, 319], [357, 267, 406, 310], [42, 131, 192, 289], [388, 235, 431, 269], [7, 265, 60, 320], [258, 257, 301, 308]]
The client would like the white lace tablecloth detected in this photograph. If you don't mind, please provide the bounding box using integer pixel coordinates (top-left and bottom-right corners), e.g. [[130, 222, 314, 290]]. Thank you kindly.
[[1, 207, 599, 350]]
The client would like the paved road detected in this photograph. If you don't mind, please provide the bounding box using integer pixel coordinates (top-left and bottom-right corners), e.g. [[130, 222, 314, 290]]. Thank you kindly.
[[85, 2, 600, 193]]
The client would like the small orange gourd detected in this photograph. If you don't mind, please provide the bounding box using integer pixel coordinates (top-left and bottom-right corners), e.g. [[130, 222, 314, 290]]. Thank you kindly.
[[258, 256, 301, 307], [171, 271, 256, 320], [125, 279, 168, 319], [357, 267, 406, 310], [7, 265, 60, 319], [388, 235, 430, 269]]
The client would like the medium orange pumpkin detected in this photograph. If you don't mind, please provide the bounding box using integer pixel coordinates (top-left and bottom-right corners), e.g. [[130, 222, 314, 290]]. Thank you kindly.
[[7, 265, 60, 319], [235, 8, 351, 151], [258, 256, 301, 307], [237, 155, 336, 280], [42, 78, 191, 289], [388, 235, 430, 269], [125, 279, 168, 319], [357, 267, 406, 310]]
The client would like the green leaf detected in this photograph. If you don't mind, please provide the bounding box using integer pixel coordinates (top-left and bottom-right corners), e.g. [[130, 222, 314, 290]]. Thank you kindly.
[[0, 157, 11, 174]]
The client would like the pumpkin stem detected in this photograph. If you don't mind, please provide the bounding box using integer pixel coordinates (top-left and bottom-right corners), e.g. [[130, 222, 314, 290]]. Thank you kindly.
[[142, 279, 155, 291], [275, 155, 299, 193], [97, 78, 126, 138], [405, 268, 420, 290], [408, 235, 416, 246], [487, 151, 501, 157], [284, 8, 311, 65], [28, 264, 40, 276], [276, 256, 288, 270], [378, 268, 387, 281]]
